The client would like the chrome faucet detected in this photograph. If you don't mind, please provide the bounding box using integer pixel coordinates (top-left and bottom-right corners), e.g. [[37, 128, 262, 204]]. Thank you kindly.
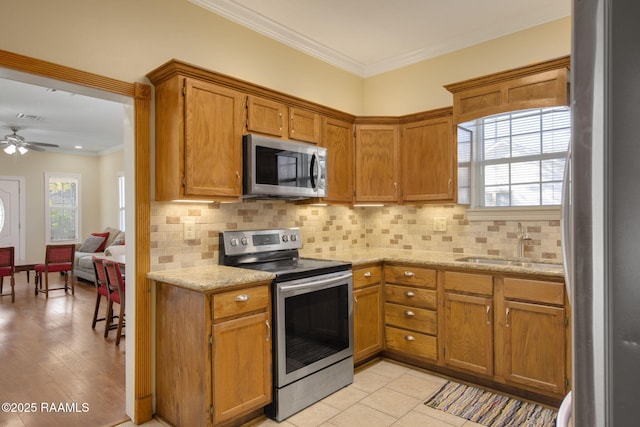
[[517, 222, 532, 258]]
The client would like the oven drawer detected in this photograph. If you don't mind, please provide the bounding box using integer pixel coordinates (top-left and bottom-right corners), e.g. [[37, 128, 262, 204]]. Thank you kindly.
[[385, 303, 437, 335], [212, 285, 269, 321], [384, 265, 436, 288], [353, 265, 382, 289], [385, 326, 437, 361], [385, 284, 436, 309]]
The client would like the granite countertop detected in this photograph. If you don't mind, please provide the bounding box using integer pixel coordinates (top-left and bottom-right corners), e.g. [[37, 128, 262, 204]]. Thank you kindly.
[[301, 248, 565, 279], [148, 249, 564, 292], [147, 265, 275, 292]]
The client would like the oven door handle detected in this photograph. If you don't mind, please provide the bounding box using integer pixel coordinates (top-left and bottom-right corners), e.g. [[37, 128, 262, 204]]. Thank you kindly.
[[278, 272, 352, 293]]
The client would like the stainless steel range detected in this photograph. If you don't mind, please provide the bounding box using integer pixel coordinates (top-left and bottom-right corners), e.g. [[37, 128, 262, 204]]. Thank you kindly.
[[219, 228, 353, 422]]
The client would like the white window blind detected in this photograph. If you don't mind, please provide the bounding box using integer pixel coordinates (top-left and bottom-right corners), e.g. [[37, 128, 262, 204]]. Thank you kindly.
[[45, 173, 81, 243], [458, 107, 570, 208]]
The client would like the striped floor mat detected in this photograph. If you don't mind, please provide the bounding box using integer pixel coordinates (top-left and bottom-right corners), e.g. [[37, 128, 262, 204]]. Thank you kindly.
[[424, 381, 557, 427]]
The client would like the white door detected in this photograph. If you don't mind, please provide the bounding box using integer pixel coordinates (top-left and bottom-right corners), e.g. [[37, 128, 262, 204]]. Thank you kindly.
[[0, 177, 24, 260]]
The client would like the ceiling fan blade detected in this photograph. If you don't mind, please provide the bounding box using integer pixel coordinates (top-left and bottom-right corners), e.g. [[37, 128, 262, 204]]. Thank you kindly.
[[28, 141, 60, 148], [22, 143, 46, 151]]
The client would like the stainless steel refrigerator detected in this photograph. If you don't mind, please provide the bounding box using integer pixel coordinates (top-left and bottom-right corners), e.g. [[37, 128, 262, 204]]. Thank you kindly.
[[565, 0, 640, 425]]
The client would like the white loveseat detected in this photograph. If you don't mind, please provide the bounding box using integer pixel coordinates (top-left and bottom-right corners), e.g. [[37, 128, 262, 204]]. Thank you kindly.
[[73, 227, 125, 283]]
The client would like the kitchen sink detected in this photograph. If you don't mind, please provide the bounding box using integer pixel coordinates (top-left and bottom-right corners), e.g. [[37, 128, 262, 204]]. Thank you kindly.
[[456, 256, 563, 270]]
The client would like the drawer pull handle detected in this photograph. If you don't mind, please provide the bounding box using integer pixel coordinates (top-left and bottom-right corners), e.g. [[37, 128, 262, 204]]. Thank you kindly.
[[405, 310, 415, 317], [235, 294, 249, 302], [405, 291, 415, 297], [404, 271, 415, 277], [364, 271, 372, 278], [505, 307, 511, 327], [486, 305, 491, 325], [404, 335, 416, 341]]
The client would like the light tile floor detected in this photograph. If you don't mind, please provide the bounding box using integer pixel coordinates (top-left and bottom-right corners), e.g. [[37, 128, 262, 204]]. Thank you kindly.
[[120, 360, 483, 427]]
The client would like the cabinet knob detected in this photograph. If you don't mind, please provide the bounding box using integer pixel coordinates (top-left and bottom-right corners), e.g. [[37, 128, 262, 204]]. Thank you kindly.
[[405, 291, 415, 297], [405, 310, 415, 317], [404, 271, 414, 277], [235, 294, 249, 302], [404, 335, 416, 341], [364, 271, 372, 278]]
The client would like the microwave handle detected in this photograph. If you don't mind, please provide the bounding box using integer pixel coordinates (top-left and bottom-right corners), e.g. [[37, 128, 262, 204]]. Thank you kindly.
[[310, 152, 322, 192]]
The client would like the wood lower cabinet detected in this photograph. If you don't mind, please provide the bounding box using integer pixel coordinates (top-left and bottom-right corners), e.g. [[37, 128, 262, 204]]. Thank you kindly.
[[384, 264, 438, 362], [499, 277, 567, 395], [155, 281, 272, 427], [442, 271, 494, 376], [353, 265, 383, 363]]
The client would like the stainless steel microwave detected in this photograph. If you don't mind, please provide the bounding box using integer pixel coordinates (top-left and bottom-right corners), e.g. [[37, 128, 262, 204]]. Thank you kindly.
[[243, 134, 327, 199]]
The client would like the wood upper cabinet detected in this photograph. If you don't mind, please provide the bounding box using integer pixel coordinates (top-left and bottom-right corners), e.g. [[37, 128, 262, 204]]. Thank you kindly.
[[150, 73, 244, 202], [289, 107, 321, 143], [246, 95, 287, 137], [355, 124, 400, 203], [321, 117, 354, 204], [401, 115, 455, 202], [499, 277, 566, 395], [445, 56, 570, 124], [442, 271, 494, 376]]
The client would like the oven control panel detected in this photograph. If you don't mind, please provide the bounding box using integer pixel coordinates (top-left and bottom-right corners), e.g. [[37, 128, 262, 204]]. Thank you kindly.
[[221, 228, 302, 256]]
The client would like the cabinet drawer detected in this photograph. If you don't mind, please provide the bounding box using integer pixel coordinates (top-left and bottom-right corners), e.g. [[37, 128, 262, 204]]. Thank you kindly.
[[212, 286, 269, 321], [385, 284, 436, 309], [444, 271, 493, 295], [504, 278, 564, 305], [385, 326, 437, 361], [353, 265, 383, 289], [385, 303, 437, 335], [384, 265, 436, 288]]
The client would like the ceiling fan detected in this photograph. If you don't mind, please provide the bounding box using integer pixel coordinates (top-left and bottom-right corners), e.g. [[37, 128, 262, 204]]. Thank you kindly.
[[0, 126, 59, 155]]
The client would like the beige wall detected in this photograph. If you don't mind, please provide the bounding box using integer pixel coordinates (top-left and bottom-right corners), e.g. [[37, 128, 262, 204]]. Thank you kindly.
[[0, 150, 122, 261], [99, 149, 125, 230], [363, 17, 572, 115]]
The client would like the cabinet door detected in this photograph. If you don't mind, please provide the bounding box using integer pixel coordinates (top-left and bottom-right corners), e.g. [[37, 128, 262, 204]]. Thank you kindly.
[[184, 78, 244, 198], [353, 285, 383, 363], [401, 117, 455, 202], [289, 107, 320, 143], [246, 95, 287, 137], [212, 312, 271, 424], [321, 117, 354, 204], [443, 292, 493, 376], [503, 300, 566, 394], [355, 124, 400, 203]]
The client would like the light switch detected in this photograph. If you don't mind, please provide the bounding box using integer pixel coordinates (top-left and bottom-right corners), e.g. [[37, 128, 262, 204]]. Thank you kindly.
[[184, 218, 196, 240], [433, 217, 447, 232]]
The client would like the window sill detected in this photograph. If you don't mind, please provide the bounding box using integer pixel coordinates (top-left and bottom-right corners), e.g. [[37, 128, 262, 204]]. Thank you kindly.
[[466, 206, 561, 221]]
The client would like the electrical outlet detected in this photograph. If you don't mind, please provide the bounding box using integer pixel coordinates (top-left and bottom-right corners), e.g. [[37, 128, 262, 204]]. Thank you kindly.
[[433, 217, 447, 232], [184, 218, 196, 240]]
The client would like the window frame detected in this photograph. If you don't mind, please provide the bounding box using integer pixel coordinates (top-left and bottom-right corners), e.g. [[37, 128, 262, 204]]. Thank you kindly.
[[117, 172, 125, 231], [460, 107, 570, 220], [45, 172, 81, 244]]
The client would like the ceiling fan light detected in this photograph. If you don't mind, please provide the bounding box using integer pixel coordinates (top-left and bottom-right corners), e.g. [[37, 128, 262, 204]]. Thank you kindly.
[[18, 146, 28, 155], [4, 144, 16, 155]]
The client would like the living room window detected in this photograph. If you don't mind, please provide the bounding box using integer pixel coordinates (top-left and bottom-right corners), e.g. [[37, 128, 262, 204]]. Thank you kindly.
[[45, 173, 81, 244], [458, 106, 570, 219]]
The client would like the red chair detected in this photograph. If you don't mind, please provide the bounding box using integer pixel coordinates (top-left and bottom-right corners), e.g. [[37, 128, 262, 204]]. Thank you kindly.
[[91, 257, 111, 329], [103, 260, 125, 345], [0, 246, 16, 303], [34, 244, 75, 298]]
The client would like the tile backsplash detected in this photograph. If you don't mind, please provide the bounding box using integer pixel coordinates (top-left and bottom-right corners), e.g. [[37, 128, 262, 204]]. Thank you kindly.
[[150, 200, 561, 271]]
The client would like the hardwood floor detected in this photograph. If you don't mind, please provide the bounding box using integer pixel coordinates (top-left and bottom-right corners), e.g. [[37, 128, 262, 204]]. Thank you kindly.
[[0, 271, 128, 427]]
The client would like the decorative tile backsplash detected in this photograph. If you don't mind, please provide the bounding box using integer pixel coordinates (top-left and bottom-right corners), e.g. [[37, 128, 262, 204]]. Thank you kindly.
[[149, 200, 561, 271]]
